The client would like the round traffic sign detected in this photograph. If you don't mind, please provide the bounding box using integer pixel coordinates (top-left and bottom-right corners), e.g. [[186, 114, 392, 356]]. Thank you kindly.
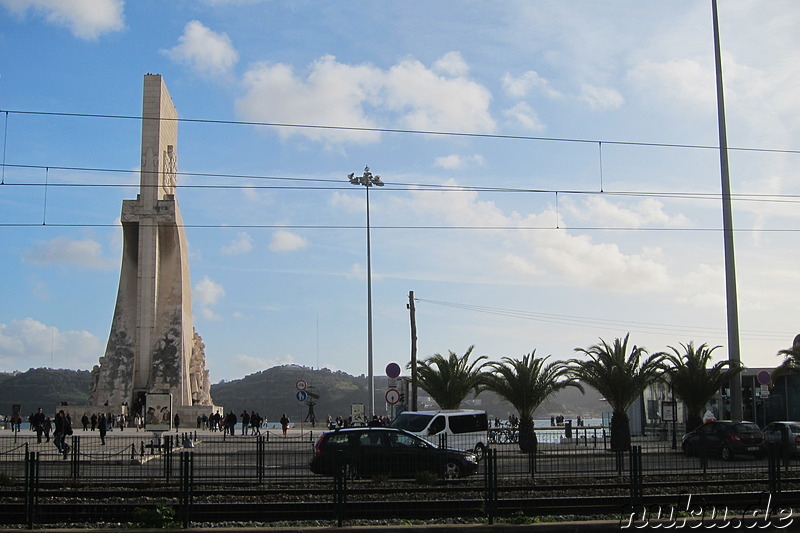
[[757, 370, 771, 386], [386, 362, 401, 379], [296, 390, 308, 402], [295, 379, 307, 391], [385, 389, 400, 405]]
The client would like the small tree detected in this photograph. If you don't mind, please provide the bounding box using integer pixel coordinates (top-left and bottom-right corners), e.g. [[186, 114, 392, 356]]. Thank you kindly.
[[569, 334, 664, 451], [663, 342, 741, 433], [482, 351, 582, 453], [413, 345, 487, 410]]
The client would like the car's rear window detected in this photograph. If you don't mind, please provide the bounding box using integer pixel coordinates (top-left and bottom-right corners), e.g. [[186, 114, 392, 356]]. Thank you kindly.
[[735, 423, 761, 433]]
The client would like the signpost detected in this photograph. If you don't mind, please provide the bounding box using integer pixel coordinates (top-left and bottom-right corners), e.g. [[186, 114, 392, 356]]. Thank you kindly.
[[385, 389, 400, 405]]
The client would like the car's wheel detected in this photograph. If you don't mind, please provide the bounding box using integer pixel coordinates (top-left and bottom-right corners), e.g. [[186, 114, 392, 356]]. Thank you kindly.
[[721, 444, 734, 461], [443, 461, 461, 480], [474, 443, 486, 461]]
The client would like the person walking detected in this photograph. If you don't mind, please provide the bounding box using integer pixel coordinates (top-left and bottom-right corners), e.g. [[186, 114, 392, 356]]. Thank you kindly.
[[98, 413, 108, 445], [53, 410, 73, 459], [174, 413, 180, 433], [241, 411, 250, 436], [32, 408, 46, 444], [43, 416, 52, 442], [280, 414, 290, 436]]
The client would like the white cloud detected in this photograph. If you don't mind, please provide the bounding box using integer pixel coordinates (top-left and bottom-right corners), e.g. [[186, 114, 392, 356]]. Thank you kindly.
[[502, 71, 563, 99], [503, 102, 545, 131], [407, 182, 683, 294], [0, 0, 124, 40], [562, 197, 691, 228], [578, 84, 624, 111], [434, 154, 486, 170], [194, 276, 225, 305], [22, 236, 114, 269], [432, 51, 470, 77], [627, 57, 715, 108], [163, 20, 239, 78], [220, 232, 253, 255], [0, 318, 102, 370], [384, 57, 495, 133], [269, 230, 309, 252], [236, 52, 495, 146]]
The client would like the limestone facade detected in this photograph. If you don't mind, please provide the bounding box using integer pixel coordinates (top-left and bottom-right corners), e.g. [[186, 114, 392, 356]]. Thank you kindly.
[[88, 75, 214, 418]]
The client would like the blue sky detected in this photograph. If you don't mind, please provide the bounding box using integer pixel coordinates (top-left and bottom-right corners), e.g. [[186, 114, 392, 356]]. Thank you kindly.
[[1, 1, 799, 388]]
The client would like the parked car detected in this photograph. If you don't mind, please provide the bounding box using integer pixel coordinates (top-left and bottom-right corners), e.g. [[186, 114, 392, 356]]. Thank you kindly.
[[763, 421, 800, 455], [681, 421, 766, 460], [309, 426, 479, 480]]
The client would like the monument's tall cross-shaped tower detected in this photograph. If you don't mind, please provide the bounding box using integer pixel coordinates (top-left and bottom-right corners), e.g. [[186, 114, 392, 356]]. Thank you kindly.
[[89, 75, 213, 414]]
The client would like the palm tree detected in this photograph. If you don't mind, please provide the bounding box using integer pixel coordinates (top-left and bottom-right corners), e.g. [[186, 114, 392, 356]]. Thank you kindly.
[[662, 342, 741, 433], [569, 334, 664, 452], [412, 345, 488, 410], [773, 334, 800, 380], [482, 351, 583, 453]]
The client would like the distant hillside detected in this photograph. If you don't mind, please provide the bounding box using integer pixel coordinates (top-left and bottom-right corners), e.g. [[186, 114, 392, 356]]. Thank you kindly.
[[210, 364, 605, 423], [0, 368, 91, 416], [0, 366, 606, 422], [210, 365, 370, 423]]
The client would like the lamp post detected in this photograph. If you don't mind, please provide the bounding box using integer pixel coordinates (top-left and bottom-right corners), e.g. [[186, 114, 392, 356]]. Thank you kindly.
[[347, 166, 383, 419]]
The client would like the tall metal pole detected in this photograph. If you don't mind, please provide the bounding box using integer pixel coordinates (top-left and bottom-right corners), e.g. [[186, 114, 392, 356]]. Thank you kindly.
[[348, 167, 383, 419], [712, 0, 743, 421], [365, 182, 375, 419]]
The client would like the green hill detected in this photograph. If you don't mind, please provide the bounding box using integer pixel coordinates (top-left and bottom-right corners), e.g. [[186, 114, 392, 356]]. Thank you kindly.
[[0, 365, 605, 423], [0, 368, 91, 417]]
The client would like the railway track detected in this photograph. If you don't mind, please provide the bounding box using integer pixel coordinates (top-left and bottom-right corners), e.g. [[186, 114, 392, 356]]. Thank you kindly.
[[2, 478, 798, 526]]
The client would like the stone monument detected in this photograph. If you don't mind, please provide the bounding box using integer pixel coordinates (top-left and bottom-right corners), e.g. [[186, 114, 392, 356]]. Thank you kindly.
[[85, 74, 218, 422]]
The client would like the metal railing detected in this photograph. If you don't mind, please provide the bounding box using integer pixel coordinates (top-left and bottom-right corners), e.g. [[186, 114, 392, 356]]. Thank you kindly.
[[1, 429, 798, 528]]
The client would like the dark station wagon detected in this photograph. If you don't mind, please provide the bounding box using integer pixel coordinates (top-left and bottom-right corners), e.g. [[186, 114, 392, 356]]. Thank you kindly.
[[681, 421, 767, 460], [309, 426, 479, 480]]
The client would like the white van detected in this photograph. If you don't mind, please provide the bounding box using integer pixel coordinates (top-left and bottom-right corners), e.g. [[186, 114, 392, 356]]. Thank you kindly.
[[391, 409, 489, 459]]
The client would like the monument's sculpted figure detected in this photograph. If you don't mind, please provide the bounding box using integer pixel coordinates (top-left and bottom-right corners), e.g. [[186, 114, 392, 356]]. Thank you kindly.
[[88, 75, 213, 413]]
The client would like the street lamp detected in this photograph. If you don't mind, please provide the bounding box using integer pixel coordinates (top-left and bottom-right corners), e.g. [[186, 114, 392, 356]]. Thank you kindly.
[[347, 166, 383, 419]]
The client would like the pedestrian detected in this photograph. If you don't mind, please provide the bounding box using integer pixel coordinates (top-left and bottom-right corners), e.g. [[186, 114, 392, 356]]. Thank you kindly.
[[43, 416, 52, 442], [53, 410, 72, 459], [225, 412, 237, 435], [241, 411, 250, 436], [53, 410, 65, 453], [98, 413, 108, 445], [90, 413, 97, 431], [250, 411, 260, 436], [280, 413, 290, 436], [174, 413, 180, 433], [32, 408, 45, 444]]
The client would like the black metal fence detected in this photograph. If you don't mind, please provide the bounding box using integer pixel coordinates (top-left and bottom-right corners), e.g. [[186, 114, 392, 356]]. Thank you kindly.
[[1, 429, 798, 528]]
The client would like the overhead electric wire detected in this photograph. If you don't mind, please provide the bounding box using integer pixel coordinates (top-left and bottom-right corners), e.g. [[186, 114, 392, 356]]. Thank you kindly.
[[2, 163, 800, 204], [3, 108, 800, 156], [414, 298, 790, 343]]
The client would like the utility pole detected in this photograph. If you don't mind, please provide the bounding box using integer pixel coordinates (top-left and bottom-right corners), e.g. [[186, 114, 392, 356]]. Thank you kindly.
[[408, 291, 418, 411]]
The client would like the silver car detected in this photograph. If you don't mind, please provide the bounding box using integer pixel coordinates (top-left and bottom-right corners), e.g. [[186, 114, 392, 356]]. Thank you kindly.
[[763, 421, 800, 454]]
